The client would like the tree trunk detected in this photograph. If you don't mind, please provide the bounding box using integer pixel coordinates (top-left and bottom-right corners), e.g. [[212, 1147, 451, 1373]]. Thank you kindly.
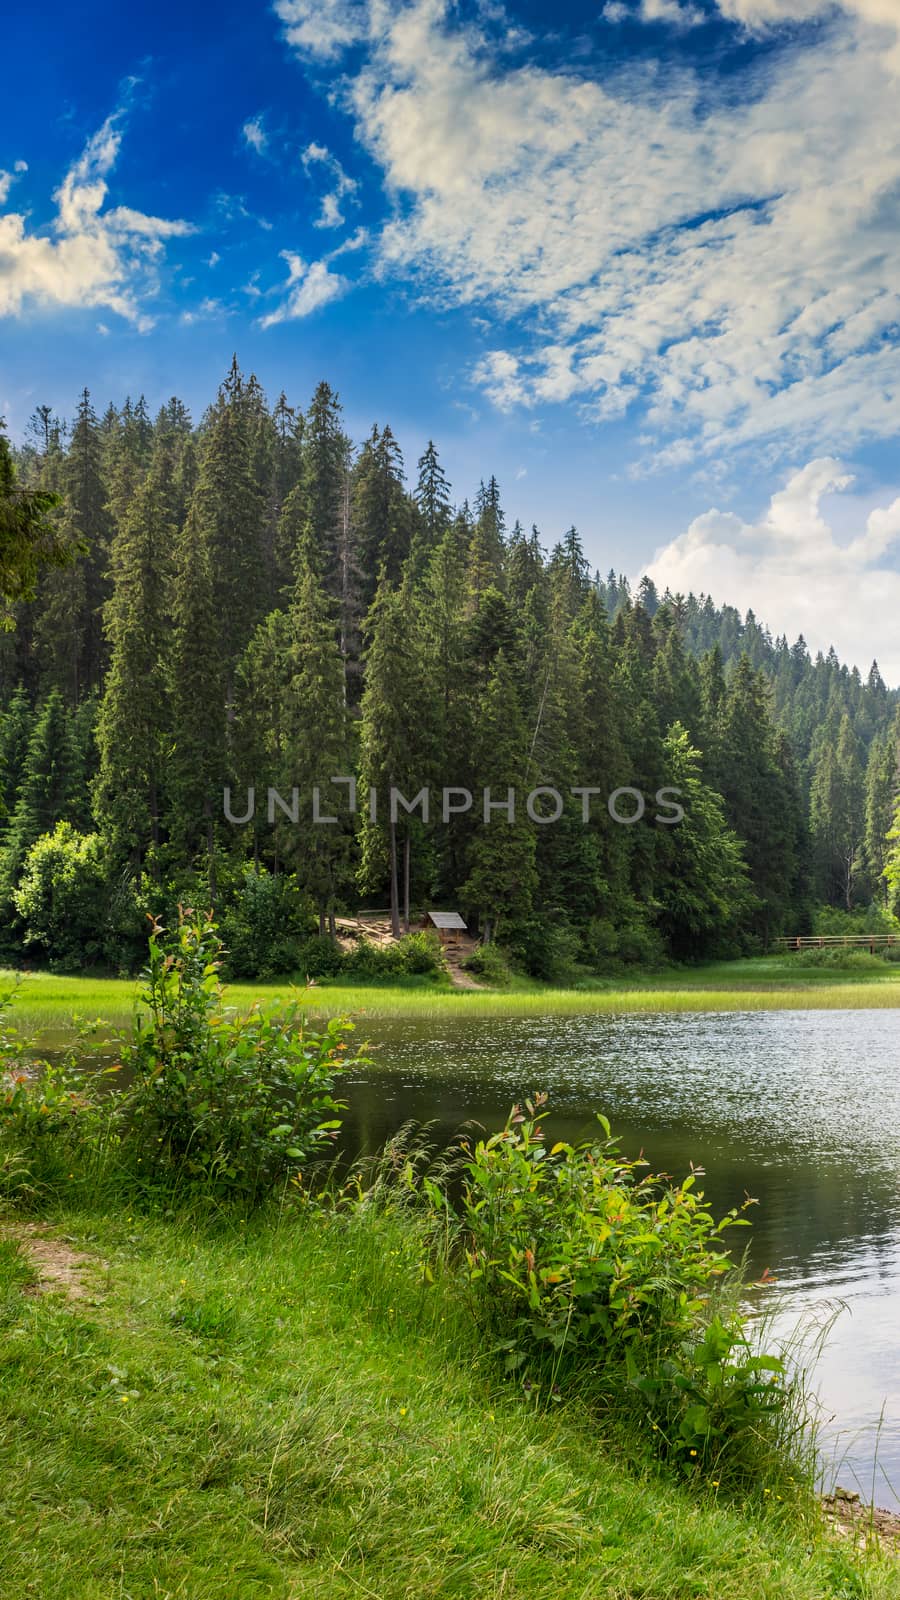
[[389, 818, 401, 939], [403, 834, 411, 934], [204, 798, 217, 907]]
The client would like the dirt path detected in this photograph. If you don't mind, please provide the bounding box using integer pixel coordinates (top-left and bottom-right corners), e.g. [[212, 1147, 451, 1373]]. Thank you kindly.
[[2, 1221, 101, 1301]]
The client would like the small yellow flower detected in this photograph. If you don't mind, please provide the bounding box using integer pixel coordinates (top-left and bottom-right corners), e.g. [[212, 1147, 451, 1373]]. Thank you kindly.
[[488, 1412, 495, 1422], [119, 1395, 129, 1404], [689, 1449, 697, 1457], [399, 1407, 407, 1417], [712, 1480, 720, 1487]]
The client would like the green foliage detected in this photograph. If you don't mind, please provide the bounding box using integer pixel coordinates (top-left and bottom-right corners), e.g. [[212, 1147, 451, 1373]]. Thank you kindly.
[[4, 366, 899, 973], [0, 421, 69, 615], [120, 909, 357, 1203], [217, 866, 314, 979], [12, 822, 146, 971], [463, 940, 514, 986], [427, 1096, 795, 1487], [342, 930, 444, 980], [0, 1006, 119, 1200]]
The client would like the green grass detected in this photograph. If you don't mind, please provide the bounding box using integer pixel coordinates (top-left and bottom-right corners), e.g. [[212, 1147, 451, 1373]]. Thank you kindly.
[[3, 957, 900, 1036], [0, 1203, 896, 1599]]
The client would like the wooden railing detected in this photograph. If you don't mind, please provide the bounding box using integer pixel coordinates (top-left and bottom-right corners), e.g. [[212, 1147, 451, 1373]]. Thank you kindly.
[[774, 934, 898, 951]]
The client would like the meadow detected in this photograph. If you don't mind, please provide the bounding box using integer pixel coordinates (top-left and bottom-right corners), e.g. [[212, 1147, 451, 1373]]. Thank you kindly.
[[2, 1204, 898, 1600], [3, 955, 899, 1036]]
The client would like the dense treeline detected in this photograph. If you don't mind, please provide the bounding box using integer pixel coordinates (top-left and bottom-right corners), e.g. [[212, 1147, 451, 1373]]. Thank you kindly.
[[1, 361, 899, 977]]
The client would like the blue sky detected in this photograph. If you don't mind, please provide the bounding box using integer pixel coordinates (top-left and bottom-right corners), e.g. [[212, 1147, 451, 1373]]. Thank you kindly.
[[2, 0, 900, 675]]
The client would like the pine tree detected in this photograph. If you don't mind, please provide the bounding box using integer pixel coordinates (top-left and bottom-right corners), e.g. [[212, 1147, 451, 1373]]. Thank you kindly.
[[864, 710, 900, 903], [654, 724, 753, 958], [167, 505, 227, 894], [460, 650, 536, 943], [413, 440, 451, 563], [33, 389, 111, 702], [0, 687, 78, 920], [353, 425, 413, 608], [280, 559, 352, 931], [810, 713, 867, 910], [0, 422, 68, 615], [0, 683, 32, 831], [94, 436, 178, 873], [358, 572, 438, 935]]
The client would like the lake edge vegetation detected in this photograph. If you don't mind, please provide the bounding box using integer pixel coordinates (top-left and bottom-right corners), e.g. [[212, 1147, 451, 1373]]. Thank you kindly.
[[2, 913, 898, 1598]]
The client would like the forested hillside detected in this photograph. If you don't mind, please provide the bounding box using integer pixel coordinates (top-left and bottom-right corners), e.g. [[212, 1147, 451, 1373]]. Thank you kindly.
[[1, 360, 899, 978]]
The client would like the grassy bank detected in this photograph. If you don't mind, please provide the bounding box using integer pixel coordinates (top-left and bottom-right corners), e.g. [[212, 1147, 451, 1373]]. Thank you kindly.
[[1, 1203, 897, 1600], [3, 956, 900, 1034]]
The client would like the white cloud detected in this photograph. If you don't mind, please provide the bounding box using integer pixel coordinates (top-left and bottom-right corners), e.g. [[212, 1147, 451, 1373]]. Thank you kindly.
[[242, 115, 269, 155], [0, 161, 27, 205], [259, 252, 349, 325], [644, 459, 900, 679], [277, 0, 900, 463], [604, 0, 705, 25], [0, 116, 192, 329], [275, 0, 368, 59], [301, 142, 359, 228], [715, 0, 900, 73]]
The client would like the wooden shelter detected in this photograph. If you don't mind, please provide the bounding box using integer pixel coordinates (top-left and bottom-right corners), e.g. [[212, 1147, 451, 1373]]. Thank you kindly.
[[426, 911, 468, 945]]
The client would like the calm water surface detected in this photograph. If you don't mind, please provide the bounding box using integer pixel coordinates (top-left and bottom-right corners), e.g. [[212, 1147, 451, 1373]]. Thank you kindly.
[[338, 1008, 900, 1504]]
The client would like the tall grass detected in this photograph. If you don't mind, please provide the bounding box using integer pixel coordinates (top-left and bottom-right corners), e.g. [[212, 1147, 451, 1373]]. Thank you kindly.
[[3, 964, 900, 1036], [0, 1204, 896, 1599]]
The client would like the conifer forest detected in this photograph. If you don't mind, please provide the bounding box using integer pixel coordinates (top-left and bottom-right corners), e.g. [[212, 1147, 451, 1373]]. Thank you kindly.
[[1, 361, 899, 979]]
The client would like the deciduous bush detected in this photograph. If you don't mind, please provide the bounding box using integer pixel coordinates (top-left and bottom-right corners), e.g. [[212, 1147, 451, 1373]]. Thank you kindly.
[[121, 909, 359, 1203], [425, 1096, 795, 1487], [218, 867, 315, 979], [12, 822, 146, 972], [342, 931, 444, 981]]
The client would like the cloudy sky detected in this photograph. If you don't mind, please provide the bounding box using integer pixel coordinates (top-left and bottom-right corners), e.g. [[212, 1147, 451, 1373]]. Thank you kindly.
[[2, 0, 900, 675]]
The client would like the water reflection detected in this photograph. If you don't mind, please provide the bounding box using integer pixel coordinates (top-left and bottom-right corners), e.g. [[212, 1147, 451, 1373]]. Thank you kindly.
[[338, 1008, 900, 1505]]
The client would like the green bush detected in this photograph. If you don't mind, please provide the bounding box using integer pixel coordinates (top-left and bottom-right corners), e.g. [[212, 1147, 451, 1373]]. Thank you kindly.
[[12, 823, 147, 972], [462, 940, 513, 987], [295, 934, 345, 978], [787, 946, 891, 970], [0, 1002, 119, 1199], [218, 867, 315, 979], [342, 931, 444, 981], [120, 909, 361, 1204], [812, 902, 900, 938], [425, 1097, 796, 1488]]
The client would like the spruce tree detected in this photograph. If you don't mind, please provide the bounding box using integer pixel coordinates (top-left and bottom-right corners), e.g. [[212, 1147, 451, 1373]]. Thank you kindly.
[[94, 437, 178, 873]]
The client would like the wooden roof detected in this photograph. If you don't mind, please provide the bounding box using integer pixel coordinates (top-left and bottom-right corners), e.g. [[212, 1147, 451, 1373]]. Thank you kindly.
[[427, 911, 467, 930]]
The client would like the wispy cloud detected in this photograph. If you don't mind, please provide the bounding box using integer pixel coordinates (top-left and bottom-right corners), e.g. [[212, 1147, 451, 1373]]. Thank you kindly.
[[280, 0, 900, 465], [259, 251, 349, 326], [242, 115, 269, 155], [274, 0, 368, 60], [645, 459, 900, 678], [301, 141, 359, 229], [0, 161, 27, 205], [0, 115, 192, 330]]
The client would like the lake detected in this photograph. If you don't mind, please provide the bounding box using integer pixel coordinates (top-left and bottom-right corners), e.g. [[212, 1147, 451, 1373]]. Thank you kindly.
[[337, 1007, 900, 1506]]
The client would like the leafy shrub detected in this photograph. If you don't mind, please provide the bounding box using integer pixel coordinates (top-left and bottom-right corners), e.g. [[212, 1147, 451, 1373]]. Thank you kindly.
[[295, 934, 345, 978], [12, 823, 147, 972], [786, 946, 890, 970], [462, 941, 513, 987], [120, 909, 361, 1204], [813, 902, 900, 938], [218, 867, 314, 979], [425, 1097, 794, 1487], [0, 1001, 120, 1199], [342, 931, 444, 981]]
